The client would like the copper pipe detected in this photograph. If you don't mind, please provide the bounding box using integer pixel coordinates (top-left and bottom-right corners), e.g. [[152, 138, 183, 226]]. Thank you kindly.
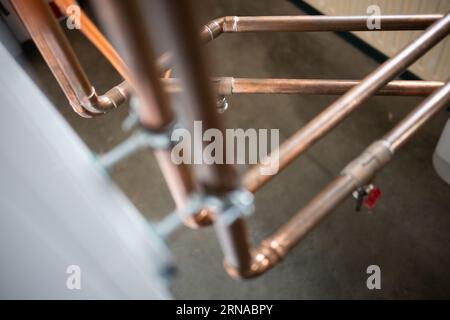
[[224, 15, 443, 32], [164, 78, 443, 96], [199, 14, 442, 39], [10, 0, 130, 117], [248, 80, 450, 277], [243, 13, 450, 193], [221, 78, 443, 96], [92, 0, 212, 228], [144, 2, 240, 193]]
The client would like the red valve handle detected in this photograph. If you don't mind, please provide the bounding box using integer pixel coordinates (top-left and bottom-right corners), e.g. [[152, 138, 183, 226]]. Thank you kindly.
[[363, 187, 381, 210]]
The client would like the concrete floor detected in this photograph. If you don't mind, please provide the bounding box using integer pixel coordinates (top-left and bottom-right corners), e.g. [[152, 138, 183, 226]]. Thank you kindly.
[[23, 0, 450, 299]]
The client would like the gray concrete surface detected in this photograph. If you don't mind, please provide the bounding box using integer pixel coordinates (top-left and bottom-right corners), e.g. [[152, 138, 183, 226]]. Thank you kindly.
[[23, 0, 450, 299]]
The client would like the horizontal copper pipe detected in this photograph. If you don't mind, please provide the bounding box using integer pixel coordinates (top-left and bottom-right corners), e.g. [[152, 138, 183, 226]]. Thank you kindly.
[[225, 78, 443, 96], [68, 77, 440, 114], [67, 78, 440, 113], [243, 13, 450, 193], [11, 0, 129, 118], [164, 78, 443, 96], [200, 14, 442, 41]]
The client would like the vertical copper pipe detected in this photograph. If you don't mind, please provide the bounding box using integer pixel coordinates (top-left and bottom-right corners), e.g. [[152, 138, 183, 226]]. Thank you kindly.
[[244, 13, 450, 193], [92, 0, 212, 228], [160, 0, 252, 273], [159, 2, 239, 193], [121, 0, 252, 273]]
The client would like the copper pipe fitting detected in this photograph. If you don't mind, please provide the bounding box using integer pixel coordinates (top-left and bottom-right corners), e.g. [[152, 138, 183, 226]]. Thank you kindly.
[[200, 17, 225, 43]]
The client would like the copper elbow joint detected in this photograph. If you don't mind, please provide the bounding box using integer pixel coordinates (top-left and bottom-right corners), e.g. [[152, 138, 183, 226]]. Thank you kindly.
[[200, 18, 225, 42], [89, 82, 132, 112], [73, 82, 132, 118], [224, 238, 287, 279]]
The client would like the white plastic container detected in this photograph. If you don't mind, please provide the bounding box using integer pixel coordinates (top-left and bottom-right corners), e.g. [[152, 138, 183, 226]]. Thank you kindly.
[[433, 118, 450, 185]]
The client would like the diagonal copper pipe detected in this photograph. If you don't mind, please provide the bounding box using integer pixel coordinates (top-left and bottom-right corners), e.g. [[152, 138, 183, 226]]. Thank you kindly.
[[243, 12, 450, 193], [10, 0, 130, 118]]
